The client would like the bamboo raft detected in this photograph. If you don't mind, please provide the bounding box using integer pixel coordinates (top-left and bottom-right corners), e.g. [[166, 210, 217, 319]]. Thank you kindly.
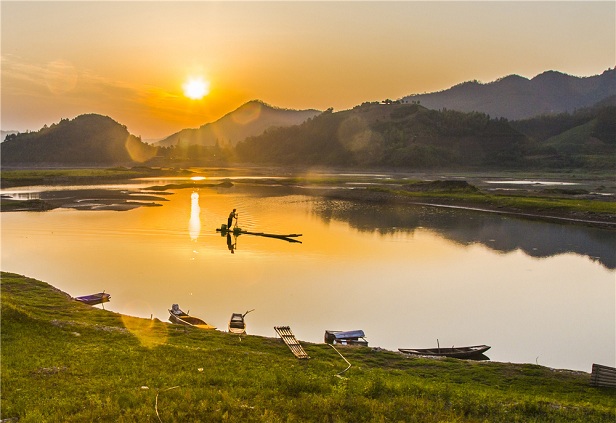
[[217, 225, 303, 243]]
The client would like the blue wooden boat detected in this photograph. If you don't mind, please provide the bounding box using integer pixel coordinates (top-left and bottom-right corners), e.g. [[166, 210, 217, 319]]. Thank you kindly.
[[75, 292, 110, 306], [324, 330, 368, 346]]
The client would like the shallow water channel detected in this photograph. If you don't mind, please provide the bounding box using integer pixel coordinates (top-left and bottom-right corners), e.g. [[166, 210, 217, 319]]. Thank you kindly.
[[1, 177, 614, 371]]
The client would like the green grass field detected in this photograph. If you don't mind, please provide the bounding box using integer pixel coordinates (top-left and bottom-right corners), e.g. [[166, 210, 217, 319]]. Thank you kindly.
[[2, 272, 614, 422]]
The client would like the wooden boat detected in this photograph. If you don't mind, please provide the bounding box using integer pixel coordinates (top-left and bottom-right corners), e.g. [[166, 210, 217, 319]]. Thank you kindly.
[[324, 330, 368, 346], [217, 225, 302, 243], [398, 344, 490, 359], [168, 304, 216, 329], [590, 363, 616, 388], [75, 292, 111, 306], [228, 309, 254, 334]]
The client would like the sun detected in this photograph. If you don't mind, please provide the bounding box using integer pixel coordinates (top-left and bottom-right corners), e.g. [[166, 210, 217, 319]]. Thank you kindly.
[[182, 76, 210, 100]]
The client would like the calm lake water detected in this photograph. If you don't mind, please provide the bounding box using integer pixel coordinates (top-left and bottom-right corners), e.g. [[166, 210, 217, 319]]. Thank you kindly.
[[1, 176, 614, 372]]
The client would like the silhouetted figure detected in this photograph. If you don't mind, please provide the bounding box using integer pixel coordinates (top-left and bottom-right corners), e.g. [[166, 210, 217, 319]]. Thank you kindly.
[[228, 209, 237, 229], [227, 233, 235, 254]]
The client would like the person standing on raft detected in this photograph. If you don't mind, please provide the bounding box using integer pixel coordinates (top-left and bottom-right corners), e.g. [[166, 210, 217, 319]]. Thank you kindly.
[[228, 209, 238, 229]]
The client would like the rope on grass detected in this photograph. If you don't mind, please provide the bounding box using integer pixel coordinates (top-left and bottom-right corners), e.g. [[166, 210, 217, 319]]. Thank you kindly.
[[328, 344, 351, 378], [155, 386, 180, 423]]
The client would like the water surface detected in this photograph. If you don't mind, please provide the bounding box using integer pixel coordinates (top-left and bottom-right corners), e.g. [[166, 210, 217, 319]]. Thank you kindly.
[[2, 182, 614, 371]]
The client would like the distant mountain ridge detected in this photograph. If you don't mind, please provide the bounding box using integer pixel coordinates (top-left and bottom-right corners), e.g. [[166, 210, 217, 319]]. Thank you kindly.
[[2, 69, 614, 169], [156, 100, 321, 147], [402, 68, 616, 120]]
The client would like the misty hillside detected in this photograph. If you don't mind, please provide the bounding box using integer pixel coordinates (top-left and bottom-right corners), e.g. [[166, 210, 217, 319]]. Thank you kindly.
[[0, 114, 158, 166], [402, 68, 616, 120], [235, 100, 615, 170], [511, 95, 616, 142], [1, 130, 19, 142], [156, 100, 321, 147], [235, 102, 529, 168]]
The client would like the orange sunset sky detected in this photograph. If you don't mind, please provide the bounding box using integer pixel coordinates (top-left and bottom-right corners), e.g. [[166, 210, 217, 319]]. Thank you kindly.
[[1, 1, 614, 140]]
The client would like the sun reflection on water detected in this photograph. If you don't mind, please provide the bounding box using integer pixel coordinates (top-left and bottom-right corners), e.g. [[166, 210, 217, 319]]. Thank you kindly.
[[189, 192, 201, 241]]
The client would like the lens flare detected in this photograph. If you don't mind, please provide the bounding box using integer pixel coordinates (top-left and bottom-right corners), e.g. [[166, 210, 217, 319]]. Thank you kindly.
[[182, 76, 210, 100]]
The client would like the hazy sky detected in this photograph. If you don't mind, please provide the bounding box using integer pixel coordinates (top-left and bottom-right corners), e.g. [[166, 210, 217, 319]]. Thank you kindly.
[[2, 1, 614, 140]]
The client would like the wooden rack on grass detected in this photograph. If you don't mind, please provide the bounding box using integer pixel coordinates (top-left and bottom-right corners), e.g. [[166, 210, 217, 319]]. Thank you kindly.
[[274, 326, 309, 359]]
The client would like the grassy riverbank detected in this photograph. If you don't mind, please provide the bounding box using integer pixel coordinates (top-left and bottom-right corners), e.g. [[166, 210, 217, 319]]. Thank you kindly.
[[2, 272, 614, 422], [314, 184, 616, 228]]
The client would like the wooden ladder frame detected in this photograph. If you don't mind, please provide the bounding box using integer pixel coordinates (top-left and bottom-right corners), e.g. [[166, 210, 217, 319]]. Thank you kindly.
[[274, 326, 309, 359]]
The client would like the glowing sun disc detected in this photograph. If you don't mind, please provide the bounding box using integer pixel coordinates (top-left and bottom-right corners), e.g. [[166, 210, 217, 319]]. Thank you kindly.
[[183, 77, 210, 100]]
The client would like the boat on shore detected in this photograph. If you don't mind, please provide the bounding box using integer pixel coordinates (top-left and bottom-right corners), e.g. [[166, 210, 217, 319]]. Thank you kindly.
[[74, 292, 111, 306], [398, 344, 491, 359], [168, 304, 216, 329], [324, 329, 369, 346], [228, 309, 254, 334]]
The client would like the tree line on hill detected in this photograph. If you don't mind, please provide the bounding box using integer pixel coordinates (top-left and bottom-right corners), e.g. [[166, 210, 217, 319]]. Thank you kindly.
[[1, 114, 158, 166], [233, 101, 615, 170], [2, 99, 614, 171]]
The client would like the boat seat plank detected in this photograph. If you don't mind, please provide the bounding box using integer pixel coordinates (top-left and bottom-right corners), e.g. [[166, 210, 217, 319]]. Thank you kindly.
[[274, 326, 309, 359]]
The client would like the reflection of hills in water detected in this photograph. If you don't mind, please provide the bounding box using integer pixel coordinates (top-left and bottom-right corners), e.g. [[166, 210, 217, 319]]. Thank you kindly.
[[312, 200, 616, 270]]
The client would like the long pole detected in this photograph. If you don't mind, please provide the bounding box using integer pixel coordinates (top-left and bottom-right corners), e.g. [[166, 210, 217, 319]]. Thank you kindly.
[[328, 344, 352, 377]]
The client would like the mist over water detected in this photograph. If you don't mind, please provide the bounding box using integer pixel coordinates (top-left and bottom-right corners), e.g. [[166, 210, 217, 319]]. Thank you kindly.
[[1, 183, 614, 371]]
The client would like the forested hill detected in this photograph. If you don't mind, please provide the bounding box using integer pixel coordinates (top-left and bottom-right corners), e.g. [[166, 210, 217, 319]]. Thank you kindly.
[[235, 101, 616, 170], [156, 100, 321, 147], [1, 130, 19, 142], [1, 114, 157, 166], [2, 100, 613, 170], [235, 103, 528, 168], [402, 68, 616, 120]]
